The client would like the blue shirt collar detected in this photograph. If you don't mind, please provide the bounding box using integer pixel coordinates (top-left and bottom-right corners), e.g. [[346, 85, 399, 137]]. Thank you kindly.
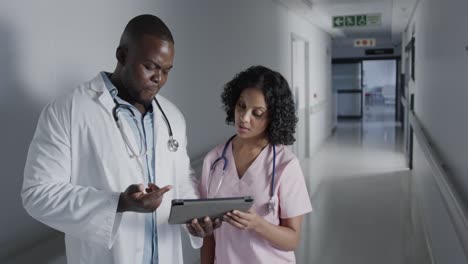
[[100, 71, 119, 99], [100, 71, 154, 114]]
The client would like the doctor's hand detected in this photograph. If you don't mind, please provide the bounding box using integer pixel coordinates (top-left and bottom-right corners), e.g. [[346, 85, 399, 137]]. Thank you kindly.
[[186, 217, 222, 237], [117, 183, 172, 213], [223, 209, 262, 231]]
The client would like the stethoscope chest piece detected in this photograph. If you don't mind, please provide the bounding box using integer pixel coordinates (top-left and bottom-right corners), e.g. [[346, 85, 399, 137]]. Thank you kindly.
[[268, 196, 277, 214], [168, 137, 179, 152], [113, 97, 179, 153]]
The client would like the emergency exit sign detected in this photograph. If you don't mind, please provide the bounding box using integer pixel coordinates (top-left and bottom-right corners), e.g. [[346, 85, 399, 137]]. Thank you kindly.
[[332, 14, 381, 28]]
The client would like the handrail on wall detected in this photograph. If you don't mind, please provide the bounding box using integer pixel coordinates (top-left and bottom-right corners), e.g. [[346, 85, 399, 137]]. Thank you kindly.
[[405, 96, 468, 257]]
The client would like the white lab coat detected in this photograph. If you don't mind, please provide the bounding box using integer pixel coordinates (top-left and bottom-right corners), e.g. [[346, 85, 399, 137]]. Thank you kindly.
[[22, 73, 202, 264]]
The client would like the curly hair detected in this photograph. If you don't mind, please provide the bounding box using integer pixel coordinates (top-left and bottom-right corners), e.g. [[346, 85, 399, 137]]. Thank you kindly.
[[221, 65, 298, 145]]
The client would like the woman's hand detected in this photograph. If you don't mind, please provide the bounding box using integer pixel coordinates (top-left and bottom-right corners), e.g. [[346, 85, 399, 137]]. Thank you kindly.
[[186, 217, 222, 237], [225, 209, 305, 251], [223, 209, 262, 231]]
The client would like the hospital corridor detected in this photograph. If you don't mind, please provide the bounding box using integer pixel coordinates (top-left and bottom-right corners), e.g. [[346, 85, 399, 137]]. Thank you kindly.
[[296, 109, 408, 264], [1, 0, 468, 264]]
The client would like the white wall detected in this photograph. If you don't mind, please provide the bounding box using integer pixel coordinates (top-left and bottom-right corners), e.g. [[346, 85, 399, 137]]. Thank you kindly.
[[163, 1, 333, 160], [0, 0, 332, 261], [406, 0, 468, 262], [412, 0, 468, 202], [308, 31, 333, 152]]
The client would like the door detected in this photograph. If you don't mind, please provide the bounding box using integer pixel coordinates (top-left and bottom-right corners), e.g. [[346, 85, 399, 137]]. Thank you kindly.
[[291, 35, 309, 160], [333, 62, 363, 118]]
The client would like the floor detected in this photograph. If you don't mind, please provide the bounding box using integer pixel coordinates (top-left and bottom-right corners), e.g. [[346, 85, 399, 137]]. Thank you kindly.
[[5, 104, 410, 264], [296, 103, 410, 264]]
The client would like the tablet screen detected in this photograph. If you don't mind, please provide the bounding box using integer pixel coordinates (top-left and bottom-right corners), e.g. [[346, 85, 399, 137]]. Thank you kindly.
[[168, 196, 254, 224]]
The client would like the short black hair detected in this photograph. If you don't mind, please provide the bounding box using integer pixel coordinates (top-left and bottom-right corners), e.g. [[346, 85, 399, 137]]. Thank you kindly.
[[221, 65, 298, 145], [120, 14, 174, 48]]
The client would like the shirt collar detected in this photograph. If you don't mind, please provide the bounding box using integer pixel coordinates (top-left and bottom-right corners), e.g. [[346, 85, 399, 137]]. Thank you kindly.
[[100, 71, 154, 114], [100, 71, 119, 99]]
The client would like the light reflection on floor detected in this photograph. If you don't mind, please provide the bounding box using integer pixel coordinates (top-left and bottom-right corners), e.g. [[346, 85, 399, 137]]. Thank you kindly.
[[296, 105, 409, 264]]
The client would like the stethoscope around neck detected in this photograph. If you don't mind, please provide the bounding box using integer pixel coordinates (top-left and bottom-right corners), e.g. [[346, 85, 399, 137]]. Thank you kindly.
[[112, 97, 179, 159], [207, 135, 278, 213]]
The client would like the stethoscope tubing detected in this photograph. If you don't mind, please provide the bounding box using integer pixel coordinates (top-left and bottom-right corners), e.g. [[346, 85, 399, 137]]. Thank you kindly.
[[112, 97, 179, 157], [207, 135, 236, 198]]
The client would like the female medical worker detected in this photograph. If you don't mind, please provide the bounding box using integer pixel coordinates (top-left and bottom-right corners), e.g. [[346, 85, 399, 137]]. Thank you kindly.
[[193, 66, 313, 263]]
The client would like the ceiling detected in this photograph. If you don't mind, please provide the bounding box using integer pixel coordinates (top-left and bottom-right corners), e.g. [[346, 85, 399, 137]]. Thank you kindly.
[[274, 0, 419, 46]]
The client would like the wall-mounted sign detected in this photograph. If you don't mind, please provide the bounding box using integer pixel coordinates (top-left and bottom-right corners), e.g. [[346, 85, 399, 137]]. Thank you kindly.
[[365, 48, 394, 55], [332, 14, 381, 28], [354, 38, 376, 47]]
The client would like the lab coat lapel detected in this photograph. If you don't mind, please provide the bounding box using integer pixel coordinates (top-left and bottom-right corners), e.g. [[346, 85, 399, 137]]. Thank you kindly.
[[153, 97, 170, 188], [92, 73, 142, 172], [153, 97, 182, 264], [89, 73, 114, 118]]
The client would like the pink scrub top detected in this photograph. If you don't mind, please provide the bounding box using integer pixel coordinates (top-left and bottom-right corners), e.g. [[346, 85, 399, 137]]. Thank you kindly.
[[199, 140, 313, 263]]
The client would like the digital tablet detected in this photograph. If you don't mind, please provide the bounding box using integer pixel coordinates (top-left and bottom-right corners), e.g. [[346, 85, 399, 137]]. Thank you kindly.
[[168, 196, 254, 224]]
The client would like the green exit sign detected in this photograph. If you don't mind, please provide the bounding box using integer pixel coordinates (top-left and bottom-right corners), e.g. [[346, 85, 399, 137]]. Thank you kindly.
[[333, 14, 381, 28]]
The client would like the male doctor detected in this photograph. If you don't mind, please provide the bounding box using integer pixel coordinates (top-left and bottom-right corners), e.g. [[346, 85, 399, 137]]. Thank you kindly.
[[21, 14, 214, 263]]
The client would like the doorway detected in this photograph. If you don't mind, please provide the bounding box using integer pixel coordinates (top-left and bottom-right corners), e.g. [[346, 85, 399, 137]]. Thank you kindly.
[[332, 58, 400, 122], [362, 59, 397, 122], [333, 62, 363, 119], [291, 34, 310, 160]]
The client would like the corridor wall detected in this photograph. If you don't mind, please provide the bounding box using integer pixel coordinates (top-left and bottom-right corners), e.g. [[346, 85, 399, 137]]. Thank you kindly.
[[405, 0, 468, 263]]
